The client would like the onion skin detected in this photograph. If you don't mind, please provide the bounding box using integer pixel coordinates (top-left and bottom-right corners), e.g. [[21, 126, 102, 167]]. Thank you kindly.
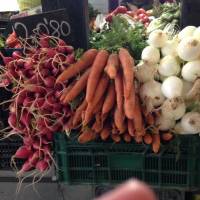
[[181, 112, 200, 134]]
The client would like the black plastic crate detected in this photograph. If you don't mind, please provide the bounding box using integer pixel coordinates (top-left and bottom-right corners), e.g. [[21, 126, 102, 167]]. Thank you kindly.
[[0, 137, 23, 170]]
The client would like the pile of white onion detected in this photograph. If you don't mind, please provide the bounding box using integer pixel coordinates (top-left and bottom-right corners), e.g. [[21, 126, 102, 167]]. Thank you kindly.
[[137, 27, 200, 135]]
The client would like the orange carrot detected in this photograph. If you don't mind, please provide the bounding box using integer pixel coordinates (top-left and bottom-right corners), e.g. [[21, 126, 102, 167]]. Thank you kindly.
[[133, 96, 145, 136], [127, 119, 135, 137], [118, 48, 134, 98], [152, 134, 161, 153], [114, 107, 126, 134], [102, 82, 116, 115], [104, 53, 119, 79], [123, 134, 132, 143], [115, 71, 124, 113], [78, 129, 96, 144], [92, 118, 102, 133], [64, 116, 74, 133], [62, 69, 90, 104], [100, 126, 110, 141], [124, 84, 135, 119], [93, 96, 105, 114], [146, 113, 155, 125], [161, 132, 173, 141], [143, 134, 153, 145], [112, 123, 118, 135], [72, 100, 87, 127], [56, 49, 98, 83], [86, 50, 109, 102], [135, 136, 143, 143], [111, 134, 121, 143], [83, 74, 109, 125], [60, 83, 75, 102]]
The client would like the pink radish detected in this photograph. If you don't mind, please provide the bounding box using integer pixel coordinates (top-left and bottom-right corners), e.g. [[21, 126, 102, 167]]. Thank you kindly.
[[15, 146, 32, 159], [36, 160, 49, 172]]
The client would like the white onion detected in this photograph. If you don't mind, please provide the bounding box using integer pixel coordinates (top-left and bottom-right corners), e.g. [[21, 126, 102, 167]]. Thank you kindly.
[[161, 76, 183, 99], [177, 37, 200, 61], [161, 39, 178, 56], [148, 29, 168, 48], [182, 80, 193, 97], [135, 61, 157, 83], [178, 26, 197, 41], [156, 115, 175, 131], [141, 46, 160, 64], [161, 97, 186, 120], [193, 27, 200, 41], [181, 112, 200, 134], [174, 122, 188, 135], [140, 80, 165, 108], [158, 55, 181, 77], [182, 60, 200, 82]]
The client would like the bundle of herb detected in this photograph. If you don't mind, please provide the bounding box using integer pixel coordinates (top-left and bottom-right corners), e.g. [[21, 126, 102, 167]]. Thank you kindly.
[[89, 16, 147, 60]]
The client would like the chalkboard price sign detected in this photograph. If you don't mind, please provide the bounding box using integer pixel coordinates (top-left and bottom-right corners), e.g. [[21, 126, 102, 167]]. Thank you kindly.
[[11, 9, 72, 43]]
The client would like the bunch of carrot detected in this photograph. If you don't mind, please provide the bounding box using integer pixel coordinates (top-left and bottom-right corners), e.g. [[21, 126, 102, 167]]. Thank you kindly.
[[57, 48, 173, 153]]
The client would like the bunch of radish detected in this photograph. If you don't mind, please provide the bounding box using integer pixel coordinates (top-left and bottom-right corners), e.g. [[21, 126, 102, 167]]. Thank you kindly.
[[0, 35, 74, 178], [105, 6, 151, 27], [137, 26, 200, 137]]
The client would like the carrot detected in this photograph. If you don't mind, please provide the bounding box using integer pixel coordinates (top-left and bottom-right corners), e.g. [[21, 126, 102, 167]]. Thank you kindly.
[[100, 126, 110, 141], [92, 119, 102, 133], [115, 71, 124, 113], [127, 119, 135, 137], [62, 69, 90, 104], [123, 134, 132, 143], [133, 96, 145, 136], [78, 129, 96, 144], [118, 48, 134, 98], [124, 84, 135, 119], [162, 132, 173, 141], [112, 123, 118, 135], [143, 133, 153, 145], [64, 116, 74, 133], [56, 49, 98, 83], [135, 136, 143, 143], [114, 107, 126, 134], [60, 81, 76, 102], [102, 82, 116, 115], [152, 134, 161, 153], [72, 100, 87, 127], [93, 96, 105, 114], [111, 134, 121, 143], [83, 74, 109, 125], [146, 113, 155, 125], [86, 50, 109, 102], [104, 53, 119, 79]]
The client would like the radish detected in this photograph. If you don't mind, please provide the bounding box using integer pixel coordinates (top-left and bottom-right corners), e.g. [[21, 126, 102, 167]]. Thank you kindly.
[[19, 161, 33, 173], [36, 160, 49, 172], [15, 146, 32, 159]]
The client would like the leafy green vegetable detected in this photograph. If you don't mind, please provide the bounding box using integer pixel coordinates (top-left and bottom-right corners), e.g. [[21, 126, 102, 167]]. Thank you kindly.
[[89, 16, 147, 60]]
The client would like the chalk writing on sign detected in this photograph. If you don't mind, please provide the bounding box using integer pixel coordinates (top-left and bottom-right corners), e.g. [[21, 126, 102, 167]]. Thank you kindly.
[[13, 17, 71, 38]]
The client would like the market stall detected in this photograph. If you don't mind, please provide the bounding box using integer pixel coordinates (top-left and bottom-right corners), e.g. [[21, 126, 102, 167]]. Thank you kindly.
[[0, 0, 200, 199]]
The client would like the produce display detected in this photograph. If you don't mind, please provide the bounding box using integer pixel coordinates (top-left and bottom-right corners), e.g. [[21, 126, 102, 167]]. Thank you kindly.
[[0, 35, 75, 178], [0, 0, 199, 188]]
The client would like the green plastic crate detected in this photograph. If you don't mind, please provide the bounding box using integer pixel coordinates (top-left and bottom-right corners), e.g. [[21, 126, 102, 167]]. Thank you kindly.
[[54, 133, 200, 190]]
